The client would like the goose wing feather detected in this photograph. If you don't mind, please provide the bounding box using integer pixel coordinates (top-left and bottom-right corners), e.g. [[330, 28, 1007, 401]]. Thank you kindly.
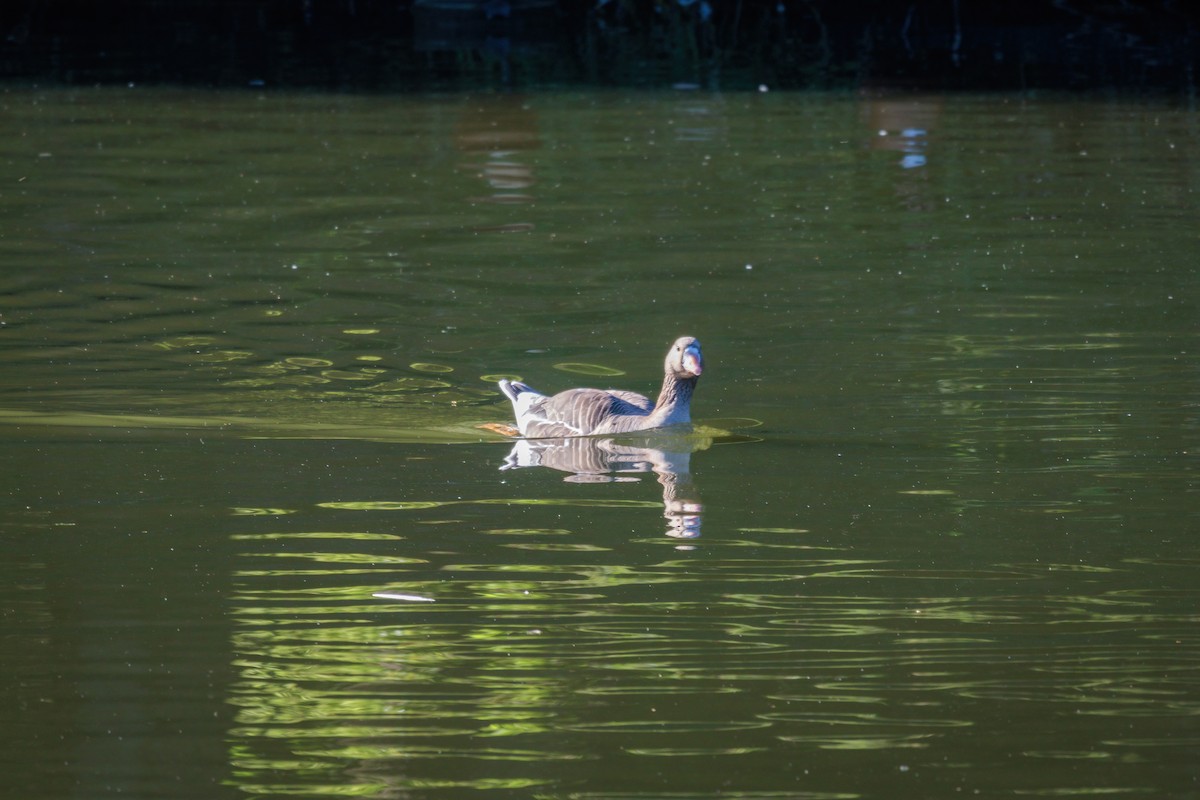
[[606, 390, 654, 412], [523, 388, 651, 438]]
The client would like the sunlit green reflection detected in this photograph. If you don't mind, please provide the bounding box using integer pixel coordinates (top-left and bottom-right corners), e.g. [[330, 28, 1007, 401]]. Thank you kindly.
[[232, 531, 405, 541], [482, 527, 573, 535], [317, 498, 662, 511], [553, 362, 626, 376], [231, 782, 388, 797], [624, 746, 766, 756], [775, 734, 937, 750], [297, 744, 586, 761]]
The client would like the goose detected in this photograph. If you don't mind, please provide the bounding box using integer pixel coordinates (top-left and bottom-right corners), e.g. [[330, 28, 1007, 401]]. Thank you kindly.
[[498, 336, 704, 438]]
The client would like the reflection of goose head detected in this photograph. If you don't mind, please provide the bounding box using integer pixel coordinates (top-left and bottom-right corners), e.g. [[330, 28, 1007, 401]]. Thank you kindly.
[[500, 433, 709, 538], [665, 496, 703, 540]]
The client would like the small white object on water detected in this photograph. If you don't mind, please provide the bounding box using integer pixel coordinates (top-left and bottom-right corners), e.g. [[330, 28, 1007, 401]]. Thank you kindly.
[[373, 592, 436, 603]]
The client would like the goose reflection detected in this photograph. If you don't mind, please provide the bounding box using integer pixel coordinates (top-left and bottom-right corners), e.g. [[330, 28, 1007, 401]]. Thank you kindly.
[[500, 430, 709, 538]]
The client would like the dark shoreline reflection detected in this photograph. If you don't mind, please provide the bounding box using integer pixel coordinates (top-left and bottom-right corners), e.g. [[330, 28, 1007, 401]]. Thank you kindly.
[[500, 428, 711, 538]]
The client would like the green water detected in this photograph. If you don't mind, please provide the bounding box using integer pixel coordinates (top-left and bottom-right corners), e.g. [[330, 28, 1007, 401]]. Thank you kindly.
[[2, 87, 1197, 799]]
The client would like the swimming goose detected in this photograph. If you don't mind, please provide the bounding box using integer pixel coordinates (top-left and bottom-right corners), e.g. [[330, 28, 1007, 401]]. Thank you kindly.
[[498, 336, 704, 438]]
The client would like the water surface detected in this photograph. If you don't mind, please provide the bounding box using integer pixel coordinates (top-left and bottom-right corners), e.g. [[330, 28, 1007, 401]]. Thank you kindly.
[[2, 87, 1197, 800]]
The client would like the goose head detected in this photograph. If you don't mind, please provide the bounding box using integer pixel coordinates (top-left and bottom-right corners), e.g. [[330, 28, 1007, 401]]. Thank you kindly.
[[667, 336, 704, 379]]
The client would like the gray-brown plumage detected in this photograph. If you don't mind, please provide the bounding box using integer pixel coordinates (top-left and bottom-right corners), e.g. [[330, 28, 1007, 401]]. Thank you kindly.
[[498, 337, 704, 438]]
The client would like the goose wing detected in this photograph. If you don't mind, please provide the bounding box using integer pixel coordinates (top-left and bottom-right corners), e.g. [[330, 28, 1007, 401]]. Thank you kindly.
[[523, 388, 651, 438], [606, 390, 654, 413]]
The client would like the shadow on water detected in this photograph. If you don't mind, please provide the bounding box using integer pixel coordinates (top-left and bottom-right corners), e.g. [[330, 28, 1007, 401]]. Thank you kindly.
[[0, 406, 495, 445], [492, 421, 761, 539], [0, 396, 761, 542]]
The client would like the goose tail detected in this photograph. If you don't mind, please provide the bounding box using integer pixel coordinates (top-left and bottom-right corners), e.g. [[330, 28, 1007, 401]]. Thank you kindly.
[[499, 379, 536, 402]]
